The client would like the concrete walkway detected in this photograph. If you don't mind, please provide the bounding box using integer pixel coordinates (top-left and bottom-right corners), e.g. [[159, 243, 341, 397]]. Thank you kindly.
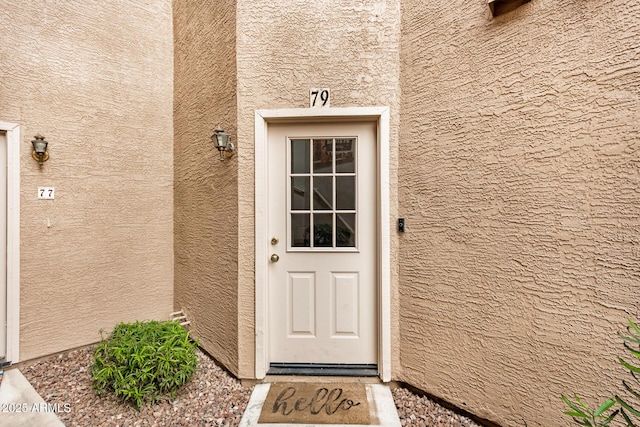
[[0, 369, 66, 427]]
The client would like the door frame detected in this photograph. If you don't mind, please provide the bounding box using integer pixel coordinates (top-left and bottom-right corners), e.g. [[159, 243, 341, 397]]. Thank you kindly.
[[0, 121, 20, 364], [254, 107, 391, 381]]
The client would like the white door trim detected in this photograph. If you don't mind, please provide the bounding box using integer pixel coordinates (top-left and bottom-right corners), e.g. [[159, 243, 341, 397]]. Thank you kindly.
[[254, 107, 391, 381], [0, 121, 20, 364]]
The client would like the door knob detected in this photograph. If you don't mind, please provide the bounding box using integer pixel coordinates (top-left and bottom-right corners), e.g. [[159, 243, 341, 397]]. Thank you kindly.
[[270, 253, 280, 263]]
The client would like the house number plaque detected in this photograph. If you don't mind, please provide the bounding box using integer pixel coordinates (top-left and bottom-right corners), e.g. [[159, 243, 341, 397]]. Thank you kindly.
[[310, 88, 330, 108], [38, 187, 55, 199]]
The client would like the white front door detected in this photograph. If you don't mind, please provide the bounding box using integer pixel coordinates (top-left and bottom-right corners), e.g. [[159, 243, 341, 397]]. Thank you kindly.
[[267, 121, 377, 365], [0, 131, 7, 360]]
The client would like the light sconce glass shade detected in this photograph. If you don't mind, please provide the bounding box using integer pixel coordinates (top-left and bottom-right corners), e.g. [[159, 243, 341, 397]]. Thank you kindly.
[[211, 127, 235, 161], [31, 134, 49, 165]]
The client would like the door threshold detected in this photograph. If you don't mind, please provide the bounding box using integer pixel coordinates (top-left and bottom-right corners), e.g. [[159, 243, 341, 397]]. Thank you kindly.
[[268, 363, 378, 377]]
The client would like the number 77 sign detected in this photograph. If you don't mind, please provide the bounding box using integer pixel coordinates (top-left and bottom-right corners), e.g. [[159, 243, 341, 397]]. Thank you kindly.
[[37, 187, 55, 199]]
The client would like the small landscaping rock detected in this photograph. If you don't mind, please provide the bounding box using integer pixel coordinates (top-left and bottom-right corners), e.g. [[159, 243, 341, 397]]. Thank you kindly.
[[22, 345, 481, 426]]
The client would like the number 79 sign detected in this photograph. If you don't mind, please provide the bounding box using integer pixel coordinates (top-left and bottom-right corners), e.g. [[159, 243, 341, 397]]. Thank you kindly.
[[310, 88, 330, 108]]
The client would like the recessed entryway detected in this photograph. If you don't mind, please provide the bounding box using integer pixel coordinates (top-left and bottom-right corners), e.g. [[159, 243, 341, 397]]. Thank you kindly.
[[255, 107, 391, 381], [0, 121, 20, 366]]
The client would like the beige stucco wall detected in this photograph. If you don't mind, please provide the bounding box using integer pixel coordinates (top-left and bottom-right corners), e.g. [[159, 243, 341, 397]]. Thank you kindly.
[[172, 0, 240, 374], [398, 1, 639, 426], [0, 1, 174, 361], [235, 0, 402, 378], [4, 1, 637, 424]]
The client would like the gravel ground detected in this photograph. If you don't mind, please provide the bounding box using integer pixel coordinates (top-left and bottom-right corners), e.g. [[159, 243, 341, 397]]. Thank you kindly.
[[20, 345, 481, 427], [392, 388, 480, 427]]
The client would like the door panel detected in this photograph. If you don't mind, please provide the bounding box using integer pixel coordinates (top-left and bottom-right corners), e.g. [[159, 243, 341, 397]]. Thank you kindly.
[[289, 272, 315, 336], [268, 122, 377, 365], [331, 272, 359, 336]]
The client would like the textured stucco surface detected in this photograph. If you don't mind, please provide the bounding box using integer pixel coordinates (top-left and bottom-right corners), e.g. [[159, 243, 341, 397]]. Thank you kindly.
[[235, 0, 402, 378], [398, 0, 640, 426], [3, 1, 637, 424], [0, 0, 174, 361], [173, 0, 240, 374]]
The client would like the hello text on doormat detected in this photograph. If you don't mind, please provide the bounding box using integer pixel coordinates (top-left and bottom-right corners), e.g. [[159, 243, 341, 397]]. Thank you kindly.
[[258, 382, 371, 425]]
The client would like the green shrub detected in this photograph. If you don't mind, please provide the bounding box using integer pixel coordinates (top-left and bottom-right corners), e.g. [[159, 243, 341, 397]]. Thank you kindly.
[[91, 320, 198, 409], [562, 318, 640, 427], [561, 395, 618, 427], [616, 318, 640, 426]]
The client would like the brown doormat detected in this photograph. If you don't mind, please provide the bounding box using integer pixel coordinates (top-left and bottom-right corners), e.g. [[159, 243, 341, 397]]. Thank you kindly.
[[258, 382, 371, 425]]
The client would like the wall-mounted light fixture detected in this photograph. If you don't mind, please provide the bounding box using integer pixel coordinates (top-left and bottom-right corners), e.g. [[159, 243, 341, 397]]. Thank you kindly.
[[31, 134, 49, 166], [211, 127, 234, 161], [488, 0, 531, 17]]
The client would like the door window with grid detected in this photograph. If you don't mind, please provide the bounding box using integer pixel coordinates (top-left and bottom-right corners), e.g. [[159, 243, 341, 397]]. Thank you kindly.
[[288, 137, 357, 250]]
